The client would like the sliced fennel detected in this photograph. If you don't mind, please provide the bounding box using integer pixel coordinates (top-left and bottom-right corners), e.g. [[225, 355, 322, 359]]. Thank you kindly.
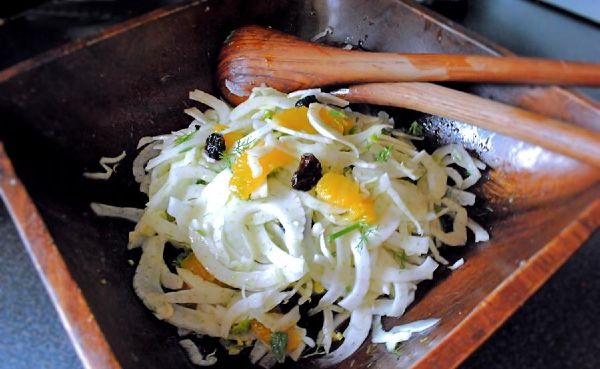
[[110, 87, 489, 367]]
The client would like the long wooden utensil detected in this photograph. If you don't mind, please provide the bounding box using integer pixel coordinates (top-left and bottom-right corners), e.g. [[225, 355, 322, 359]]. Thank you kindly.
[[217, 25, 600, 168], [218, 25, 600, 103], [333, 83, 600, 168]]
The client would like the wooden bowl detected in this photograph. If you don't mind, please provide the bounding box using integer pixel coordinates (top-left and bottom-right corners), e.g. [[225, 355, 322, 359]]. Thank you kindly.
[[0, 1, 598, 369]]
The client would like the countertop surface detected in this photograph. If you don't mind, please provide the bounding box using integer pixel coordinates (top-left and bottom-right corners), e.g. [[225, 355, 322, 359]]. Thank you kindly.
[[0, 1, 598, 369]]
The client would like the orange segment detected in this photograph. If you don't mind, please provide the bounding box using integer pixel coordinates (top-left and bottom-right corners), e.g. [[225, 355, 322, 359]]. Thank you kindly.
[[250, 319, 272, 344], [250, 320, 302, 352], [181, 253, 221, 285], [273, 106, 354, 136], [285, 328, 302, 352], [318, 107, 353, 135], [230, 148, 294, 200], [214, 124, 245, 149], [272, 107, 317, 134], [315, 173, 376, 223]]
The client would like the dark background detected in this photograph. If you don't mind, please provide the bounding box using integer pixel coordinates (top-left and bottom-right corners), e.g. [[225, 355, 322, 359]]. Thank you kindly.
[[0, 1, 598, 368]]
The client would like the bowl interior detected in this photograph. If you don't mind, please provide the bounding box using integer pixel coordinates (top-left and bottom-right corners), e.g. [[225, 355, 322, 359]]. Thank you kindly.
[[0, 1, 598, 369]]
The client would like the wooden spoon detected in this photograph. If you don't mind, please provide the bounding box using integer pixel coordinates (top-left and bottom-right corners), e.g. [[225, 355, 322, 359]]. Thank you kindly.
[[333, 83, 600, 168], [218, 25, 600, 103], [217, 26, 600, 168]]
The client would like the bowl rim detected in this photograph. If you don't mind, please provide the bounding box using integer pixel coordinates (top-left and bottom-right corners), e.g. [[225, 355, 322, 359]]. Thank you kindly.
[[0, 1, 598, 369]]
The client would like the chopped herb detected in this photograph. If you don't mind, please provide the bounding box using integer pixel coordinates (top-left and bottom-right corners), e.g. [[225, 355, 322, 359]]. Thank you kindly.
[[178, 146, 195, 154], [232, 138, 255, 155], [328, 222, 363, 242], [172, 249, 191, 268], [329, 109, 346, 119], [408, 121, 424, 136], [392, 343, 404, 358], [230, 318, 251, 335], [357, 223, 377, 250], [196, 179, 208, 185], [196, 229, 206, 236], [366, 133, 379, 151], [348, 126, 359, 134], [270, 331, 288, 363], [164, 211, 176, 223], [329, 221, 377, 250], [220, 137, 255, 170], [342, 165, 354, 176], [433, 203, 445, 213], [262, 110, 274, 120], [174, 131, 195, 145], [393, 249, 409, 269], [345, 285, 352, 293], [376, 145, 394, 162]]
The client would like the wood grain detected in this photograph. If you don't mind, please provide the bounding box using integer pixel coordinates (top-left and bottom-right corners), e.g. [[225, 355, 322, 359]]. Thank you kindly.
[[218, 25, 600, 104], [0, 1, 599, 369], [411, 199, 600, 369], [0, 143, 122, 369], [337, 82, 600, 169]]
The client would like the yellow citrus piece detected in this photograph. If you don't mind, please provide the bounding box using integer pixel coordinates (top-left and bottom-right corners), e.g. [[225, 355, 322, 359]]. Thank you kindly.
[[230, 148, 294, 200], [318, 107, 353, 135], [250, 320, 303, 352], [272, 107, 317, 134], [273, 106, 353, 135], [214, 124, 245, 148], [315, 173, 376, 223], [181, 253, 218, 284]]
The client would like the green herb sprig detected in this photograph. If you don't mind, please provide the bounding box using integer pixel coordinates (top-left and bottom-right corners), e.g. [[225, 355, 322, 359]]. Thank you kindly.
[[393, 249, 409, 269], [230, 318, 251, 335], [174, 131, 196, 145], [408, 121, 424, 137], [328, 221, 377, 250], [220, 137, 255, 170], [375, 145, 394, 162], [270, 331, 289, 363]]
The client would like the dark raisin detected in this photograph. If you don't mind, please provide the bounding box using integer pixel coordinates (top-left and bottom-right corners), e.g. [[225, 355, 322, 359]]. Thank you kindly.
[[205, 133, 226, 160], [291, 153, 322, 191], [295, 95, 319, 108]]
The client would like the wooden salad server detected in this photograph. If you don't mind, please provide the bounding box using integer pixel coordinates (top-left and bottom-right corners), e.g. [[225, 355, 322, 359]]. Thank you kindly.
[[217, 26, 600, 168], [218, 25, 600, 103]]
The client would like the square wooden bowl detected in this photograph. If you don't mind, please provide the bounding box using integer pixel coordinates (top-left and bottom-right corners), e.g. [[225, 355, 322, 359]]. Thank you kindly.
[[0, 1, 598, 368]]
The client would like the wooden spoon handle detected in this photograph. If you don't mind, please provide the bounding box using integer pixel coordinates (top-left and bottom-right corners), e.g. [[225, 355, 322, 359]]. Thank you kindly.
[[335, 82, 600, 168], [219, 26, 600, 102]]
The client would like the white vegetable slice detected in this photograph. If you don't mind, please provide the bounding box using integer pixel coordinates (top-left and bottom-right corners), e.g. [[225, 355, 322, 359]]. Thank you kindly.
[[371, 316, 439, 351], [90, 203, 143, 222], [317, 308, 372, 366], [83, 151, 126, 180], [102, 87, 490, 367], [189, 89, 230, 123], [133, 236, 173, 319], [179, 339, 217, 367]]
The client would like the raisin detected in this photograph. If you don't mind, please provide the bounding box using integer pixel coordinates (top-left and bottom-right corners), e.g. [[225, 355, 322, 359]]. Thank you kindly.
[[291, 153, 322, 191], [205, 133, 226, 160], [295, 95, 319, 108]]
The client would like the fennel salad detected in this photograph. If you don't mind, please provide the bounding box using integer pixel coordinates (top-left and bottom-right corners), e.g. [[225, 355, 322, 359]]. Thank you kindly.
[[92, 87, 489, 367]]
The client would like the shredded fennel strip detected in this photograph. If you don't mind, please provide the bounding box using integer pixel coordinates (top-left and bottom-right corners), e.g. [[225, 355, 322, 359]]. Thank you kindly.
[[83, 151, 126, 180], [97, 87, 489, 367]]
